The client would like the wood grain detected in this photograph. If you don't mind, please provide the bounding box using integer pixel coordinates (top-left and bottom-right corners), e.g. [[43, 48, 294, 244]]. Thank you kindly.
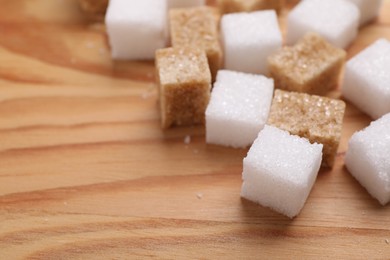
[[1, 0, 390, 259]]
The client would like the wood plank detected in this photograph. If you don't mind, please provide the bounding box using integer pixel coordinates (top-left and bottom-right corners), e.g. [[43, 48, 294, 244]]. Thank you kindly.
[[0, 0, 389, 258]]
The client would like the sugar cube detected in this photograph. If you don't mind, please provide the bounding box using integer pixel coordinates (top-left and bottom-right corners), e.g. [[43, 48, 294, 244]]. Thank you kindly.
[[241, 125, 323, 218], [206, 70, 274, 148], [170, 7, 222, 81], [345, 113, 390, 205], [221, 10, 282, 75], [342, 39, 390, 119], [268, 32, 346, 95], [287, 0, 360, 49], [267, 90, 346, 167], [105, 0, 167, 60], [344, 0, 383, 26], [168, 0, 205, 9], [156, 46, 211, 128], [217, 0, 283, 14]]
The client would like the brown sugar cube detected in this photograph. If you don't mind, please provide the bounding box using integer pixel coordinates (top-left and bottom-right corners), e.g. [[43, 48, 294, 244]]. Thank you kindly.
[[217, 0, 284, 14], [78, 0, 108, 15], [268, 32, 346, 95], [156, 46, 212, 129], [170, 7, 222, 81], [267, 89, 346, 167]]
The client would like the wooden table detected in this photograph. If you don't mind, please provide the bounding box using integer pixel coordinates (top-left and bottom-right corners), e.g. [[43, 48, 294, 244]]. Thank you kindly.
[[1, 0, 389, 258]]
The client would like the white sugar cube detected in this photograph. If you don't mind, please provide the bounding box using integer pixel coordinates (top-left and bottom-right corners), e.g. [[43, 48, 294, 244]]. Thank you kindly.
[[168, 0, 205, 8], [287, 0, 359, 49], [344, 0, 383, 26], [241, 126, 323, 218], [105, 0, 167, 60], [206, 70, 274, 148], [342, 39, 390, 119], [221, 10, 282, 74], [345, 113, 390, 205]]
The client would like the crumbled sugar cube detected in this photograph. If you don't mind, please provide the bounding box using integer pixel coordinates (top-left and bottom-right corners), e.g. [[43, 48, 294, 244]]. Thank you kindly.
[[287, 0, 360, 49], [168, 0, 205, 9], [344, 0, 383, 26], [267, 90, 346, 167], [342, 39, 390, 119], [170, 7, 222, 81], [206, 70, 274, 148], [156, 46, 211, 128], [105, 0, 167, 60], [217, 0, 283, 14], [345, 113, 390, 205], [241, 125, 323, 218], [221, 10, 282, 74], [268, 32, 346, 95], [184, 135, 191, 144]]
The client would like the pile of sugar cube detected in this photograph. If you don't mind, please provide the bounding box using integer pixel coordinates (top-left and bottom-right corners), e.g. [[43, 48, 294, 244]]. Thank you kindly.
[[104, 0, 389, 218]]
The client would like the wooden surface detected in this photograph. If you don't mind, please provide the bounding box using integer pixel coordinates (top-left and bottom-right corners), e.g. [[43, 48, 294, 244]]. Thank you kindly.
[[1, 0, 390, 259]]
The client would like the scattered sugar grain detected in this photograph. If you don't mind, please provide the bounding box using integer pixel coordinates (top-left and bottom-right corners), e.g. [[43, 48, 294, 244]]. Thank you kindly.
[[99, 47, 106, 55], [146, 72, 154, 79], [141, 84, 157, 99], [184, 135, 191, 144], [141, 92, 152, 99], [85, 41, 95, 49]]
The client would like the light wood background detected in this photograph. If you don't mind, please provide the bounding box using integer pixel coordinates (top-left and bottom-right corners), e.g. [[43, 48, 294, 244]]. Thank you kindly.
[[1, 0, 390, 259]]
